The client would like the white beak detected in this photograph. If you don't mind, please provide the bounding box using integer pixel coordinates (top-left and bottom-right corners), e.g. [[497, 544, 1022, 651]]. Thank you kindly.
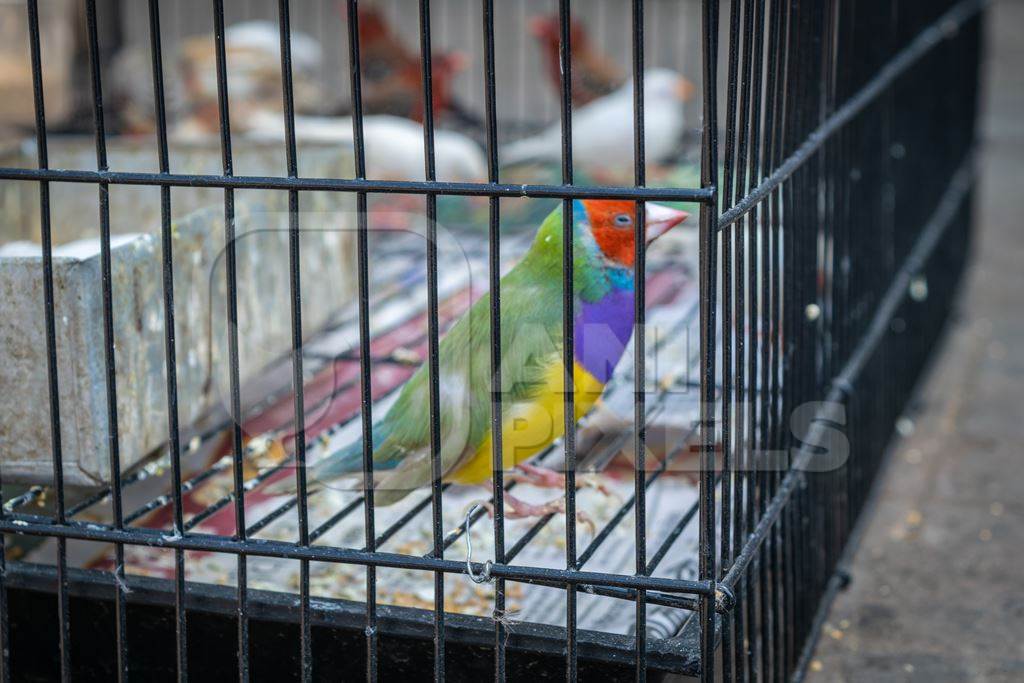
[[644, 202, 690, 245]]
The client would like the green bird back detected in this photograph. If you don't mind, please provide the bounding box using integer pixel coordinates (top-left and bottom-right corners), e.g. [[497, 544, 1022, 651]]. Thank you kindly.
[[296, 208, 582, 504]]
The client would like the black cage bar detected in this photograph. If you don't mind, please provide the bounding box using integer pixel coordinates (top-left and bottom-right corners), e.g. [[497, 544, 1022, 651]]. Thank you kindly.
[[0, 0, 984, 680]]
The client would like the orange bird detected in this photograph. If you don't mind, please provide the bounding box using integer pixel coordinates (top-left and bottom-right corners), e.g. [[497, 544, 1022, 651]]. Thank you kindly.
[[353, 6, 467, 123]]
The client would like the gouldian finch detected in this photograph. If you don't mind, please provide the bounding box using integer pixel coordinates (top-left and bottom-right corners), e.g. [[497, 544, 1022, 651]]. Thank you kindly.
[[268, 200, 688, 514]]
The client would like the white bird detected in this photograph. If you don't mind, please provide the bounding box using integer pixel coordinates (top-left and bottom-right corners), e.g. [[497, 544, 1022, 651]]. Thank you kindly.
[[500, 68, 693, 175], [176, 20, 327, 126], [223, 20, 323, 74], [244, 111, 487, 183]]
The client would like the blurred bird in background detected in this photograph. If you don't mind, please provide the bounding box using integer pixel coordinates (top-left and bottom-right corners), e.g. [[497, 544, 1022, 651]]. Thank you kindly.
[[351, 5, 469, 124], [529, 14, 624, 107], [244, 108, 486, 231], [170, 20, 327, 139], [500, 68, 694, 182], [266, 199, 689, 518], [245, 110, 486, 183], [103, 10, 699, 230], [128, 14, 486, 185], [110, 20, 325, 137]]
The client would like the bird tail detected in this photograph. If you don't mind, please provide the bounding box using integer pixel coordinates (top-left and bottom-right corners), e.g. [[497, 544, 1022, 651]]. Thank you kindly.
[[262, 438, 365, 496]]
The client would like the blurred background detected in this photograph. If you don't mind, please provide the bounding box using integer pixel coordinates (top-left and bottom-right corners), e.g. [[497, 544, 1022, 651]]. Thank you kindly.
[[0, 0, 703, 154]]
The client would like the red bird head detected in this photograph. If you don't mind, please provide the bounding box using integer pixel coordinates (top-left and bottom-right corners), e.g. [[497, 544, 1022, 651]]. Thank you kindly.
[[355, 6, 392, 45], [529, 15, 588, 49], [580, 200, 689, 268]]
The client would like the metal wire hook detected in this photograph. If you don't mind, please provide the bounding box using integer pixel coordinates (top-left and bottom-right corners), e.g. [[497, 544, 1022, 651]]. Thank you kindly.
[[463, 504, 493, 584]]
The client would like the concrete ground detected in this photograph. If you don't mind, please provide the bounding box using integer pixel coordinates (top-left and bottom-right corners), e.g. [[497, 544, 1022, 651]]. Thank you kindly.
[[807, 2, 1024, 682]]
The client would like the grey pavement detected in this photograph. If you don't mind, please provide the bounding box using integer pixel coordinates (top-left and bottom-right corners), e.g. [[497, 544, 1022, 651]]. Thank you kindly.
[[807, 2, 1024, 681]]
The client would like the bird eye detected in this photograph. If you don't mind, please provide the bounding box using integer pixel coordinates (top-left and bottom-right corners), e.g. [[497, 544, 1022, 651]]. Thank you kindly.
[[614, 213, 632, 226]]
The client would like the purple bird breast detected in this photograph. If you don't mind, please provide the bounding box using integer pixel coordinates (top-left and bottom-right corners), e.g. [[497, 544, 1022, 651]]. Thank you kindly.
[[574, 287, 636, 383]]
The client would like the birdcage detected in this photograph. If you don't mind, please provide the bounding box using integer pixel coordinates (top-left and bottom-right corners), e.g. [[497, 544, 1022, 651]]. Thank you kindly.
[[0, 0, 984, 680]]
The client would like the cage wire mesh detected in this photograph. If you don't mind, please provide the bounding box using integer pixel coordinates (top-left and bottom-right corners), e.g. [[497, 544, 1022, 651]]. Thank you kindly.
[[0, 0, 984, 680]]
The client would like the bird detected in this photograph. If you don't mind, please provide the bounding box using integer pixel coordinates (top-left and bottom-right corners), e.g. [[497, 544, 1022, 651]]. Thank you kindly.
[[529, 14, 625, 107], [243, 111, 487, 183], [500, 69, 695, 180], [351, 6, 468, 123], [173, 20, 328, 137], [115, 20, 324, 136], [265, 199, 689, 516]]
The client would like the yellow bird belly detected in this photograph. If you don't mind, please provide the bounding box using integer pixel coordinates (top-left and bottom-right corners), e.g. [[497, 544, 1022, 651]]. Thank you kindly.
[[447, 361, 606, 485]]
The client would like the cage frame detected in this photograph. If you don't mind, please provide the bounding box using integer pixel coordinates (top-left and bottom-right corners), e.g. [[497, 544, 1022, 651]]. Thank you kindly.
[[0, 0, 986, 680]]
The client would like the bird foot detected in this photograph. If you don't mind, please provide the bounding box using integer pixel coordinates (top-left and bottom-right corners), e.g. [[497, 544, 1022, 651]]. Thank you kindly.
[[506, 462, 565, 489], [502, 492, 596, 536], [503, 490, 564, 518], [507, 462, 610, 493], [507, 463, 613, 497]]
